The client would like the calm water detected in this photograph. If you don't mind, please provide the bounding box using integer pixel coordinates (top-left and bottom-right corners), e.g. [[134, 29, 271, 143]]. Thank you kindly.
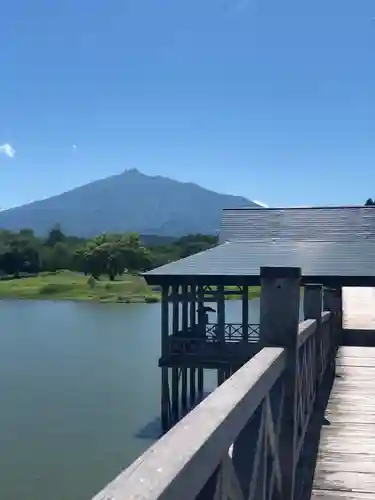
[[0, 298, 292, 500]]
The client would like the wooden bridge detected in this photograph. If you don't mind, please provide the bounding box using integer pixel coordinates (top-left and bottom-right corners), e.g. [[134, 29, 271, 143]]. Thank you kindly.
[[89, 206, 375, 500]]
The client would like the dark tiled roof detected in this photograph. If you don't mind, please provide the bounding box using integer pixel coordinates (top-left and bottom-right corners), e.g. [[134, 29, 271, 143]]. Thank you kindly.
[[220, 206, 375, 243], [145, 206, 375, 284]]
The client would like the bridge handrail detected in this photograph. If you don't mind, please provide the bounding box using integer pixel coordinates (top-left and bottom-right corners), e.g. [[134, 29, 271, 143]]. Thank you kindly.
[[91, 308, 336, 500], [298, 318, 317, 346], [90, 347, 286, 500]]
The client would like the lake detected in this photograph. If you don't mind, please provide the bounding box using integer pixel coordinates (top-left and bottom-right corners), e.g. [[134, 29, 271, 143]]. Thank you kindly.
[[0, 298, 289, 500]]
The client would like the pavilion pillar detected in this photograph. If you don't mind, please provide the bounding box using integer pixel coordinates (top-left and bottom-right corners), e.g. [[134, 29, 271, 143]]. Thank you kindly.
[[197, 285, 204, 399], [217, 284, 226, 386], [242, 284, 249, 342], [181, 284, 189, 413], [189, 284, 197, 407], [160, 285, 170, 432], [171, 285, 180, 423], [259, 266, 301, 500]]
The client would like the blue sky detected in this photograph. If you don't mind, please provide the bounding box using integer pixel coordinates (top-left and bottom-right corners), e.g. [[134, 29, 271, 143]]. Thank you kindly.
[[0, 0, 374, 209]]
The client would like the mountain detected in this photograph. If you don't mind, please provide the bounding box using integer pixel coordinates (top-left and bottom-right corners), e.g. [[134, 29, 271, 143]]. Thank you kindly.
[[0, 169, 259, 237]]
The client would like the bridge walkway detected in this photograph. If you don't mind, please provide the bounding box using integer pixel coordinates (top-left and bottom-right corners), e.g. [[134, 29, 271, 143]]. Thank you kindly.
[[312, 287, 375, 499]]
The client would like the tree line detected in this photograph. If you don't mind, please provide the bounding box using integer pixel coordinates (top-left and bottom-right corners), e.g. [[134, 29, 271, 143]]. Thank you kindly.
[[0, 226, 218, 280]]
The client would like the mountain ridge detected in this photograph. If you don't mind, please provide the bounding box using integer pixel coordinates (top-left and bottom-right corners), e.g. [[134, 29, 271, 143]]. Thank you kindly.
[[0, 169, 259, 237]]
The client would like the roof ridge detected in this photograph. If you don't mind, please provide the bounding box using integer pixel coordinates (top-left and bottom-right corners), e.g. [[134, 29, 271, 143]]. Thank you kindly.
[[223, 205, 370, 211]]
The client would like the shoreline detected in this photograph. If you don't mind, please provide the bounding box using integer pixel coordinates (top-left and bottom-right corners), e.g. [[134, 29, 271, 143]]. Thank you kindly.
[[0, 271, 261, 304], [0, 271, 160, 304]]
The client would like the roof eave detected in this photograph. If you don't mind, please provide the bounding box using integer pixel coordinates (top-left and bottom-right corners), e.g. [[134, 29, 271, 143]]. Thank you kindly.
[[144, 273, 375, 287]]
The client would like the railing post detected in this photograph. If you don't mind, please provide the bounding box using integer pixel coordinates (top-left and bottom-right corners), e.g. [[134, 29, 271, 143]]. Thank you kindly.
[[259, 266, 301, 500], [304, 284, 323, 384], [323, 287, 342, 354]]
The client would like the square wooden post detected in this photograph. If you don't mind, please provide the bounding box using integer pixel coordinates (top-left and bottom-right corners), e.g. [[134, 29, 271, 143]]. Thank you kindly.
[[323, 287, 342, 362], [160, 285, 170, 432], [171, 285, 180, 423], [196, 285, 204, 398], [304, 284, 323, 384], [217, 284, 226, 385], [242, 284, 249, 343], [260, 266, 301, 500]]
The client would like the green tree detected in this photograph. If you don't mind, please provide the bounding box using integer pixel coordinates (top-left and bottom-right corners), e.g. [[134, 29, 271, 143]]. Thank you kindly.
[[45, 224, 66, 247], [174, 234, 218, 258], [76, 232, 154, 280], [0, 232, 41, 276], [42, 242, 73, 271]]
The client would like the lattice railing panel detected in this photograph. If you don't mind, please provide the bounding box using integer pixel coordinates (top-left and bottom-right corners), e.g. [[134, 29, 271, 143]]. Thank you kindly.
[[206, 323, 260, 343], [194, 376, 285, 500], [296, 332, 317, 458]]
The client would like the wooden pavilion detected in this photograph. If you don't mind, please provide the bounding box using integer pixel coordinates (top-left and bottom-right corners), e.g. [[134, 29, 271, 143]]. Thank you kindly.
[[144, 206, 375, 431]]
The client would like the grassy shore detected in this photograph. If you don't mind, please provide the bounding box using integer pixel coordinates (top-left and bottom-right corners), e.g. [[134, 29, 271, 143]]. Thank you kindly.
[[0, 270, 261, 303], [0, 271, 160, 303]]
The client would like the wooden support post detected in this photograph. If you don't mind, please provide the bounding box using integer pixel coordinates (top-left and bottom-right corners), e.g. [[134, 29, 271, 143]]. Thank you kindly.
[[196, 284, 204, 400], [217, 369, 225, 386], [323, 287, 342, 323], [180, 285, 189, 412], [171, 367, 179, 423], [171, 285, 180, 423], [197, 367, 204, 399], [182, 284, 189, 332], [217, 284, 226, 385], [181, 368, 188, 413], [161, 286, 170, 432], [190, 368, 196, 407], [161, 368, 170, 432], [190, 284, 197, 406], [259, 266, 301, 500], [304, 284, 323, 383], [242, 284, 249, 342], [323, 287, 342, 360], [172, 285, 179, 334]]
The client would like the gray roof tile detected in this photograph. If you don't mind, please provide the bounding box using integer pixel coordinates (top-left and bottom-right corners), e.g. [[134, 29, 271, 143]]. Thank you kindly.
[[145, 206, 375, 284], [220, 206, 375, 242]]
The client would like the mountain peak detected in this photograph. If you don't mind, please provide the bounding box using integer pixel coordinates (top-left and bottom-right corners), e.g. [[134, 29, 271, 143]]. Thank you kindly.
[[0, 171, 259, 237], [123, 168, 142, 175]]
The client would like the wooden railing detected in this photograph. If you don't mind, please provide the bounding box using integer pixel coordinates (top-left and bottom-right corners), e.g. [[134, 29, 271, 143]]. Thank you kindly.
[[206, 322, 260, 343], [168, 323, 260, 358], [90, 268, 341, 500], [91, 315, 336, 500]]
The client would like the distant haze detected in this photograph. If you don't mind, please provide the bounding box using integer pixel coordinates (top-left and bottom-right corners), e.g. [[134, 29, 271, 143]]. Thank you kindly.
[[0, 169, 260, 237]]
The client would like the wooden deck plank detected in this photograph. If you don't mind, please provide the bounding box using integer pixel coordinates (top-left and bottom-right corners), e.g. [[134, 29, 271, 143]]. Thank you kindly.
[[311, 346, 375, 499]]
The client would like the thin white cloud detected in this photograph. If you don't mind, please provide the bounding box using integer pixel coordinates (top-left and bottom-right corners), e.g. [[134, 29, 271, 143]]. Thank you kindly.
[[72, 144, 77, 150], [254, 200, 269, 208], [0, 143, 16, 159], [233, 0, 251, 14]]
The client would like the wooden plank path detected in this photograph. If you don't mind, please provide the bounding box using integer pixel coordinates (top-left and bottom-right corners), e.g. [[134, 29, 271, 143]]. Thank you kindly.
[[311, 346, 375, 499], [342, 287, 375, 330]]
